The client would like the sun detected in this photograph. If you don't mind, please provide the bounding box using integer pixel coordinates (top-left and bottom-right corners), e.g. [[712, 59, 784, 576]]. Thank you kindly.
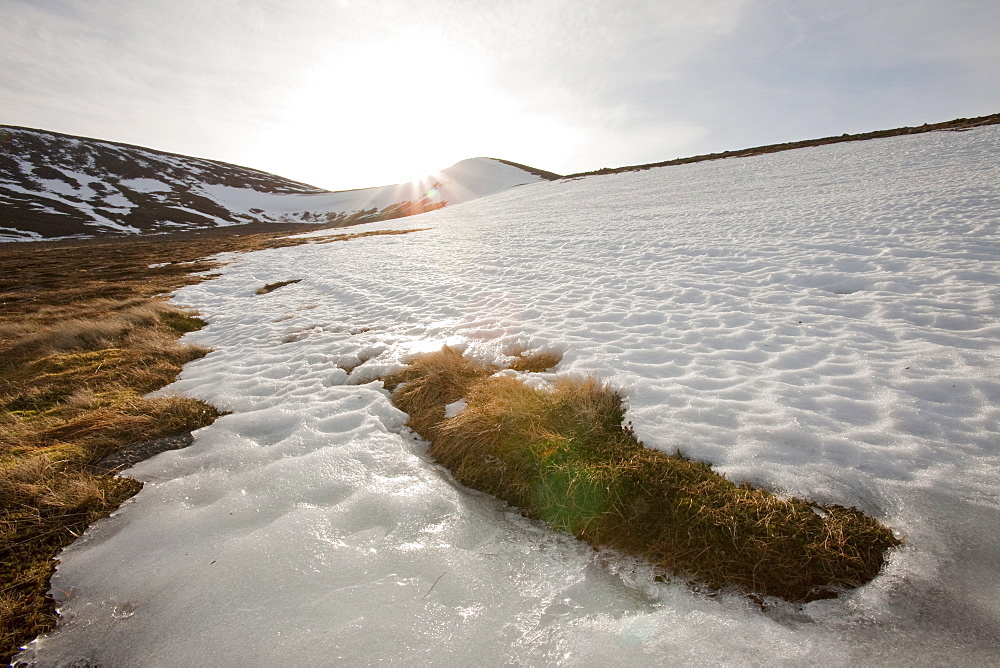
[[256, 33, 576, 190]]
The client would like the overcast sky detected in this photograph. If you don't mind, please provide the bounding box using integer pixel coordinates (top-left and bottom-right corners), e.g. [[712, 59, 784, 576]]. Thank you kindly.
[[3, 0, 998, 190]]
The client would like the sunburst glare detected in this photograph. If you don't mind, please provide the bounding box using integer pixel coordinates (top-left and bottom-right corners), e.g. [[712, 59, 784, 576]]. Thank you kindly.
[[257, 33, 576, 189]]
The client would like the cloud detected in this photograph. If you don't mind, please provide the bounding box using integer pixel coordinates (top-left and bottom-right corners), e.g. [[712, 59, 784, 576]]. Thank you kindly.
[[616, 0, 1000, 153], [1, 0, 997, 189]]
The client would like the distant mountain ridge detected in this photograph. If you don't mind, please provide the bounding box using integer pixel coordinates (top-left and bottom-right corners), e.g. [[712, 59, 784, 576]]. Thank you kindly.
[[0, 126, 554, 242], [9, 113, 992, 243]]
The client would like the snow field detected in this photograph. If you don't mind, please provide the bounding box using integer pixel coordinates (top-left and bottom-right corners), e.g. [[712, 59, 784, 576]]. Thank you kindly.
[[23, 126, 1000, 665]]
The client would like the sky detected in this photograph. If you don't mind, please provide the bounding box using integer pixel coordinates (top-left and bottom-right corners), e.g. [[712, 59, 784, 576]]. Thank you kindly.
[[2, 0, 998, 191]]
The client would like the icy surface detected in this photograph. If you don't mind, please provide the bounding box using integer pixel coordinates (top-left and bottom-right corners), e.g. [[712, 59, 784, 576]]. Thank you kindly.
[[24, 127, 1000, 665]]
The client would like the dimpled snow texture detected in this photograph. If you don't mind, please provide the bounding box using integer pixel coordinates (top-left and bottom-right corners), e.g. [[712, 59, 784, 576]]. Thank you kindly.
[[24, 127, 1000, 666]]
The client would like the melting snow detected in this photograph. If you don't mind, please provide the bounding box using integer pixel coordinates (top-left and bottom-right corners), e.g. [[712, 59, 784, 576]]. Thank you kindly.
[[22, 127, 1000, 665]]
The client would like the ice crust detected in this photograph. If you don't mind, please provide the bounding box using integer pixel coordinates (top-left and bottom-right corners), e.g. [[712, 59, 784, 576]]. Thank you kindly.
[[23, 128, 1000, 665]]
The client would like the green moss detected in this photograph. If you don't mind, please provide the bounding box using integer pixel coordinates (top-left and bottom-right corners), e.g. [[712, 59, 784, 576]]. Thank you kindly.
[[35, 442, 90, 466]]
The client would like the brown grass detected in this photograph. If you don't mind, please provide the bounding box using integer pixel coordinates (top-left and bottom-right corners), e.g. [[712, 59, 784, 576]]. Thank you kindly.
[[255, 279, 302, 295], [385, 346, 497, 438], [386, 346, 900, 603], [0, 455, 141, 654], [505, 343, 563, 373], [0, 224, 429, 662]]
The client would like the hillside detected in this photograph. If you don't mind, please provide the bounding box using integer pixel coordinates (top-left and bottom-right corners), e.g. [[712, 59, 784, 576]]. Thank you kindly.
[[0, 126, 554, 241], [18, 123, 1000, 665], [566, 112, 1000, 177]]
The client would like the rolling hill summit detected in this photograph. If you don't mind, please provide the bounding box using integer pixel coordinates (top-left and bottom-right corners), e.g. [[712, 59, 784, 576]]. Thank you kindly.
[[0, 125, 559, 242]]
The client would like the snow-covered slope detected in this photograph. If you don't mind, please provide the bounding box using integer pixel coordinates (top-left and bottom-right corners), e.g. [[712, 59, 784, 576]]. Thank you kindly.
[[21, 126, 1000, 665], [193, 157, 556, 230], [0, 126, 553, 241]]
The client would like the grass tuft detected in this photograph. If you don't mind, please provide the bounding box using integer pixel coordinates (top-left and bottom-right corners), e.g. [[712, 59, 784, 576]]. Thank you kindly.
[[387, 347, 900, 603], [383, 346, 497, 438], [505, 343, 563, 373], [255, 279, 302, 295]]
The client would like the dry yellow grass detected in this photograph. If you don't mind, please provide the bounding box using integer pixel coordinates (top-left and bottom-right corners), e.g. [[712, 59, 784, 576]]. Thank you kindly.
[[0, 455, 141, 655], [504, 343, 563, 373], [0, 300, 220, 660], [0, 224, 429, 662], [386, 346, 900, 603], [385, 346, 498, 438]]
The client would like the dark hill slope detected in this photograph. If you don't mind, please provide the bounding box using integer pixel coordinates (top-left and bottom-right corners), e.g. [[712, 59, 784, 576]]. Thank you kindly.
[[0, 127, 551, 242], [0, 126, 325, 240]]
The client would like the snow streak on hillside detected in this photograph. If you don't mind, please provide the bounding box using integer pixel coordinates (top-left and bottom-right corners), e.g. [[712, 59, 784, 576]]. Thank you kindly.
[[0, 126, 548, 240], [23, 127, 1000, 665]]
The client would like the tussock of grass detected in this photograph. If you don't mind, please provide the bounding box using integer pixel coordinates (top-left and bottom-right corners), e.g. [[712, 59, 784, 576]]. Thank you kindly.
[[385, 346, 497, 438], [505, 344, 563, 373], [255, 279, 302, 295], [387, 347, 900, 603], [159, 310, 206, 334]]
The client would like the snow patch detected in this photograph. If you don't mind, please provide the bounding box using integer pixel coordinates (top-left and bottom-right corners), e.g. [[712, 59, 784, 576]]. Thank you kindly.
[[120, 177, 171, 193], [444, 398, 468, 418]]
